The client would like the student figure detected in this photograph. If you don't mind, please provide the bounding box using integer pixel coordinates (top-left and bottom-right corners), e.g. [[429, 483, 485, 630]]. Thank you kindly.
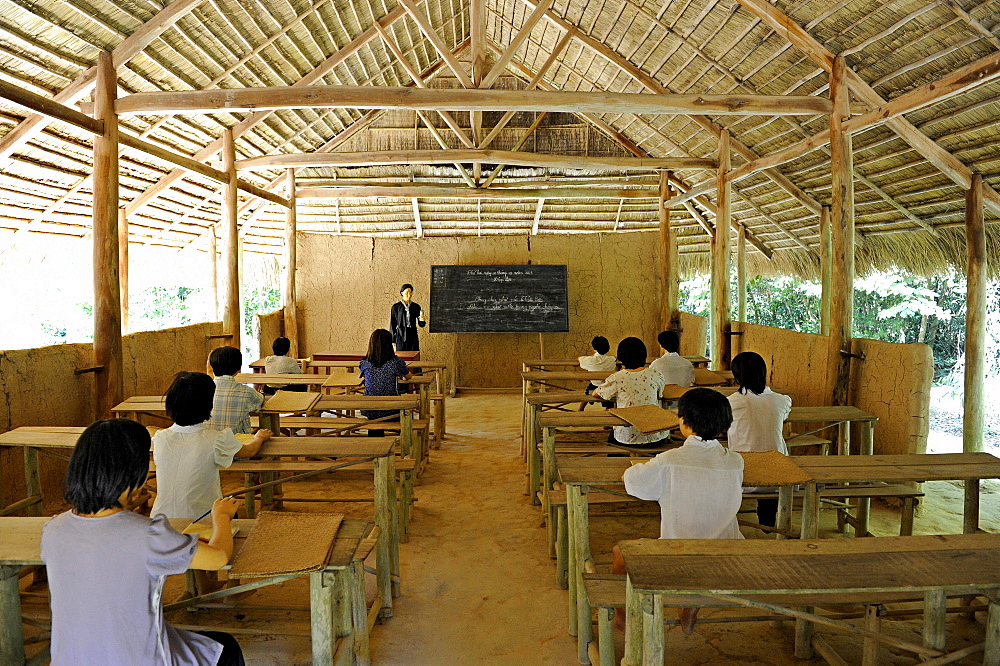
[[208, 345, 263, 434], [41, 419, 247, 665], [649, 330, 695, 387], [390, 283, 426, 352], [262, 336, 305, 396], [579, 335, 616, 409], [360, 328, 412, 436], [726, 351, 792, 529], [615, 387, 744, 634], [592, 337, 668, 446]]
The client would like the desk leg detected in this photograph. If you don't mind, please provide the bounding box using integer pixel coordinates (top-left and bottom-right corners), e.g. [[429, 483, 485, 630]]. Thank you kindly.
[[985, 595, 1000, 666], [527, 417, 542, 505], [641, 592, 664, 666], [349, 560, 371, 666], [923, 589, 946, 652], [523, 397, 536, 466], [569, 484, 592, 664], [566, 486, 579, 636], [964, 479, 980, 534], [543, 427, 557, 555], [856, 421, 874, 537], [24, 447, 42, 516], [373, 456, 395, 618], [837, 421, 851, 456], [310, 570, 337, 665], [401, 409, 416, 478], [776, 485, 793, 540], [0, 565, 25, 666], [623, 576, 642, 666], [794, 607, 814, 659], [801, 483, 819, 539]]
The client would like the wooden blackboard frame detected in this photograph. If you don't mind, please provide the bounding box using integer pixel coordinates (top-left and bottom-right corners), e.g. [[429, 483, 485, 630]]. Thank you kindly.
[[429, 264, 569, 333]]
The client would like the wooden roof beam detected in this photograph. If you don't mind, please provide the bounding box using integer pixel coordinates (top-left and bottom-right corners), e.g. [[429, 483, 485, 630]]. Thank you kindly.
[[398, 0, 475, 88], [480, 0, 554, 90], [296, 186, 659, 199], [113, 85, 842, 117], [735, 0, 1000, 218]]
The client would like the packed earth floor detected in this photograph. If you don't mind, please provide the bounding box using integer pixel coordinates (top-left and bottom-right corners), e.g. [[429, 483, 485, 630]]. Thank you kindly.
[[19, 393, 1000, 664]]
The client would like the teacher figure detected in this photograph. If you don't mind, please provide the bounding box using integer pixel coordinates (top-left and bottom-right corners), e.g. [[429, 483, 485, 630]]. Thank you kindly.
[[390, 283, 426, 351]]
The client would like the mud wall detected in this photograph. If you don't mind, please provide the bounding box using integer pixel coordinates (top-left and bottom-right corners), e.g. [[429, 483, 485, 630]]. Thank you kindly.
[[677, 312, 708, 357], [851, 338, 933, 455], [735, 323, 833, 407], [256, 310, 285, 360], [296, 232, 683, 387], [0, 322, 224, 513]]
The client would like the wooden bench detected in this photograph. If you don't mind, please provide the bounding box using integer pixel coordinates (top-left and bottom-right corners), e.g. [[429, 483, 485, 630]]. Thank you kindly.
[[785, 433, 831, 454]]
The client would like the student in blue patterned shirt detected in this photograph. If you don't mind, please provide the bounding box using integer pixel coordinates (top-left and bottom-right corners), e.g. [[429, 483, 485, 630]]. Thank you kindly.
[[359, 329, 412, 437], [207, 346, 263, 434]]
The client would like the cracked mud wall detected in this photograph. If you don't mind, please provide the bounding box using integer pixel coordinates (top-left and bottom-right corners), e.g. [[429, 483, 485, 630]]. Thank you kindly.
[[677, 312, 708, 357], [256, 310, 285, 359], [297, 232, 673, 387], [735, 323, 832, 407], [851, 338, 932, 455]]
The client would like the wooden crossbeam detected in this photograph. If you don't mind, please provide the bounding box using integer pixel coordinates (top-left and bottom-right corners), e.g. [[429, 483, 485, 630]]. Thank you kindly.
[[238, 150, 716, 171], [398, 0, 475, 88], [296, 186, 658, 199], [480, 0, 554, 89], [114, 85, 841, 117]]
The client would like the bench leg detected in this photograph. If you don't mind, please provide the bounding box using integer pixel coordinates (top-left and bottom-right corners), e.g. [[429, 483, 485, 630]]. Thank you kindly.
[[985, 596, 1000, 666], [923, 589, 947, 652], [529, 440, 541, 505], [900, 497, 914, 536], [801, 483, 820, 539], [641, 593, 663, 666], [597, 606, 615, 666], [399, 469, 413, 543], [964, 479, 980, 534], [569, 484, 593, 663], [373, 457, 394, 618], [776, 485, 793, 540], [556, 507, 568, 590], [310, 570, 337, 665], [566, 492, 579, 636], [794, 608, 814, 659], [349, 560, 371, 666], [623, 577, 642, 666], [0, 565, 25, 666], [862, 604, 883, 666], [244, 473, 256, 519]]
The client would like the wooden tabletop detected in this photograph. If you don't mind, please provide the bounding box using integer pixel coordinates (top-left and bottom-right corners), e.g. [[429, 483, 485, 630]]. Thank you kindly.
[[256, 436, 396, 458], [313, 351, 420, 361], [556, 451, 810, 488], [322, 374, 365, 388], [260, 391, 321, 413], [539, 412, 629, 427], [112, 396, 167, 412], [795, 452, 1000, 483], [0, 427, 84, 448], [619, 533, 1000, 595], [786, 406, 877, 422], [526, 391, 602, 405], [522, 370, 613, 381], [522, 356, 711, 367], [315, 395, 420, 411], [234, 373, 328, 385], [308, 360, 446, 369]]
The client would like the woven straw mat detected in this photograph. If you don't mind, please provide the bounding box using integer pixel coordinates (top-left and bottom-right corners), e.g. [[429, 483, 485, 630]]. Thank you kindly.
[[228, 511, 344, 578], [262, 390, 320, 413], [610, 405, 680, 434], [738, 451, 813, 487]]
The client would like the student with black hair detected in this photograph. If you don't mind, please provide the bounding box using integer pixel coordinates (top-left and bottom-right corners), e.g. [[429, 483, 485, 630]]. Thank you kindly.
[[360, 328, 412, 436], [41, 419, 247, 665], [649, 329, 695, 387], [592, 337, 668, 445], [208, 345, 264, 434], [152, 371, 271, 521], [262, 336, 305, 395], [727, 351, 792, 529], [616, 387, 745, 634]]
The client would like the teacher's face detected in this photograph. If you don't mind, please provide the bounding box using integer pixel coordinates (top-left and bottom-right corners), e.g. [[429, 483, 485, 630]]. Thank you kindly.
[[401, 287, 413, 301]]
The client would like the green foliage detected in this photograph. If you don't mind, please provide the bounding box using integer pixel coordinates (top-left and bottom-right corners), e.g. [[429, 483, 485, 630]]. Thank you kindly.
[[130, 286, 202, 331], [242, 286, 282, 358]]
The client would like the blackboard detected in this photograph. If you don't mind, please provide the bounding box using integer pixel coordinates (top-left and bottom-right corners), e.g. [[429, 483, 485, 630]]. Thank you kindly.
[[429, 265, 569, 333]]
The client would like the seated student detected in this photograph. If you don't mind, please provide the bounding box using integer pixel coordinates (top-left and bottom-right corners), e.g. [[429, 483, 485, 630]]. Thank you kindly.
[[41, 418, 247, 665], [262, 336, 305, 396], [208, 345, 264, 434], [359, 328, 412, 437], [615, 387, 744, 633], [727, 351, 792, 529], [579, 335, 616, 409], [592, 337, 668, 446], [649, 330, 695, 387]]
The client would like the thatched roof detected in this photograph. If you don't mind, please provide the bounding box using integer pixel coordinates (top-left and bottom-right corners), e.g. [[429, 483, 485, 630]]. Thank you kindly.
[[0, 0, 997, 276]]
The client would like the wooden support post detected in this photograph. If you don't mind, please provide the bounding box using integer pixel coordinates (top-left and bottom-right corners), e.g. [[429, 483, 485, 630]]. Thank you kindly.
[[348, 560, 371, 666], [863, 604, 883, 665], [658, 170, 678, 330], [641, 593, 664, 665], [283, 168, 299, 357], [923, 589, 947, 652], [221, 129, 240, 349], [964, 174, 986, 453], [92, 51, 123, 419], [0, 566, 25, 665], [209, 224, 219, 321], [820, 206, 832, 336], [985, 597, 1000, 666], [828, 56, 855, 406], [624, 576, 643, 665], [736, 222, 747, 357], [310, 570, 337, 664], [711, 131, 732, 370], [118, 207, 128, 333]]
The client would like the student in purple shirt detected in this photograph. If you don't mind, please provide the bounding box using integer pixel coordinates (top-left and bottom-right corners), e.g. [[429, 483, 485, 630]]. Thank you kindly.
[[40, 419, 245, 665]]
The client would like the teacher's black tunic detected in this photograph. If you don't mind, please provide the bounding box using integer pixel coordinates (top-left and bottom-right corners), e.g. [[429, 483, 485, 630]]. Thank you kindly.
[[390, 301, 425, 351]]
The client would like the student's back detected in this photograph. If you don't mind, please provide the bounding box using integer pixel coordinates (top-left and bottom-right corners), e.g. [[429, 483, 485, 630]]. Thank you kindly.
[[360, 329, 411, 421], [208, 346, 263, 434], [593, 337, 667, 445], [649, 330, 695, 386], [726, 351, 791, 453]]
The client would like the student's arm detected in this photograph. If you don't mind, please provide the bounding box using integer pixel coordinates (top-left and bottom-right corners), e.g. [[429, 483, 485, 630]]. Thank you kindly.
[[398, 357, 413, 381], [189, 497, 241, 570], [623, 458, 665, 501], [236, 428, 272, 458], [592, 375, 617, 401]]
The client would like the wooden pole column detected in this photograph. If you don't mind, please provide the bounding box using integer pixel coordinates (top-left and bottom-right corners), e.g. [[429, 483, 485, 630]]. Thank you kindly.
[[829, 56, 855, 406], [118, 207, 128, 333], [711, 131, 732, 370], [964, 174, 986, 453], [658, 170, 678, 330], [209, 224, 219, 321], [819, 206, 832, 335], [283, 168, 299, 357], [736, 222, 747, 356], [221, 129, 240, 349], [92, 51, 123, 419]]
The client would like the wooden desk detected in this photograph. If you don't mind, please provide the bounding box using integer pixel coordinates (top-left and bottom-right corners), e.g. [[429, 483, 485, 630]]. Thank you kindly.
[[249, 358, 308, 373], [520, 356, 710, 370], [557, 453, 807, 662], [619, 534, 1000, 666], [234, 373, 328, 386], [313, 350, 420, 362], [313, 395, 425, 477], [0, 516, 380, 666], [795, 452, 1000, 538]]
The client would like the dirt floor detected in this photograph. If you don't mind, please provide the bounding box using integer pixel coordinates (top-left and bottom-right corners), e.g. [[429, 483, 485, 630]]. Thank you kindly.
[[20, 392, 1000, 664]]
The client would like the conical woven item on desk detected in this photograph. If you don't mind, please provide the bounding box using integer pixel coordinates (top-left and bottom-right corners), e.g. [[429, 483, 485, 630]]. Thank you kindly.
[[228, 512, 344, 578], [609, 404, 680, 435], [737, 451, 813, 487]]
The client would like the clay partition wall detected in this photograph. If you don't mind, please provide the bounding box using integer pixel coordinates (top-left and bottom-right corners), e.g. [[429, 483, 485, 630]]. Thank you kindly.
[[850, 338, 933, 455], [677, 312, 708, 357], [256, 309, 284, 360], [296, 232, 673, 387], [0, 322, 224, 513], [734, 323, 832, 407]]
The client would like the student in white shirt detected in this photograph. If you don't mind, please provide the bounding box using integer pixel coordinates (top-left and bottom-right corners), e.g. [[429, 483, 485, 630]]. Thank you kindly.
[[648, 329, 695, 387], [727, 351, 792, 529], [579, 336, 616, 407], [263, 336, 305, 395], [614, 387, 744, 634], [592, 337, 667, 446]]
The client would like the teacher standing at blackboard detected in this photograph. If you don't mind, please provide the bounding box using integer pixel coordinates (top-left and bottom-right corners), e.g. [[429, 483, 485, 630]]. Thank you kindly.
[[390, 283, 426, 351]]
